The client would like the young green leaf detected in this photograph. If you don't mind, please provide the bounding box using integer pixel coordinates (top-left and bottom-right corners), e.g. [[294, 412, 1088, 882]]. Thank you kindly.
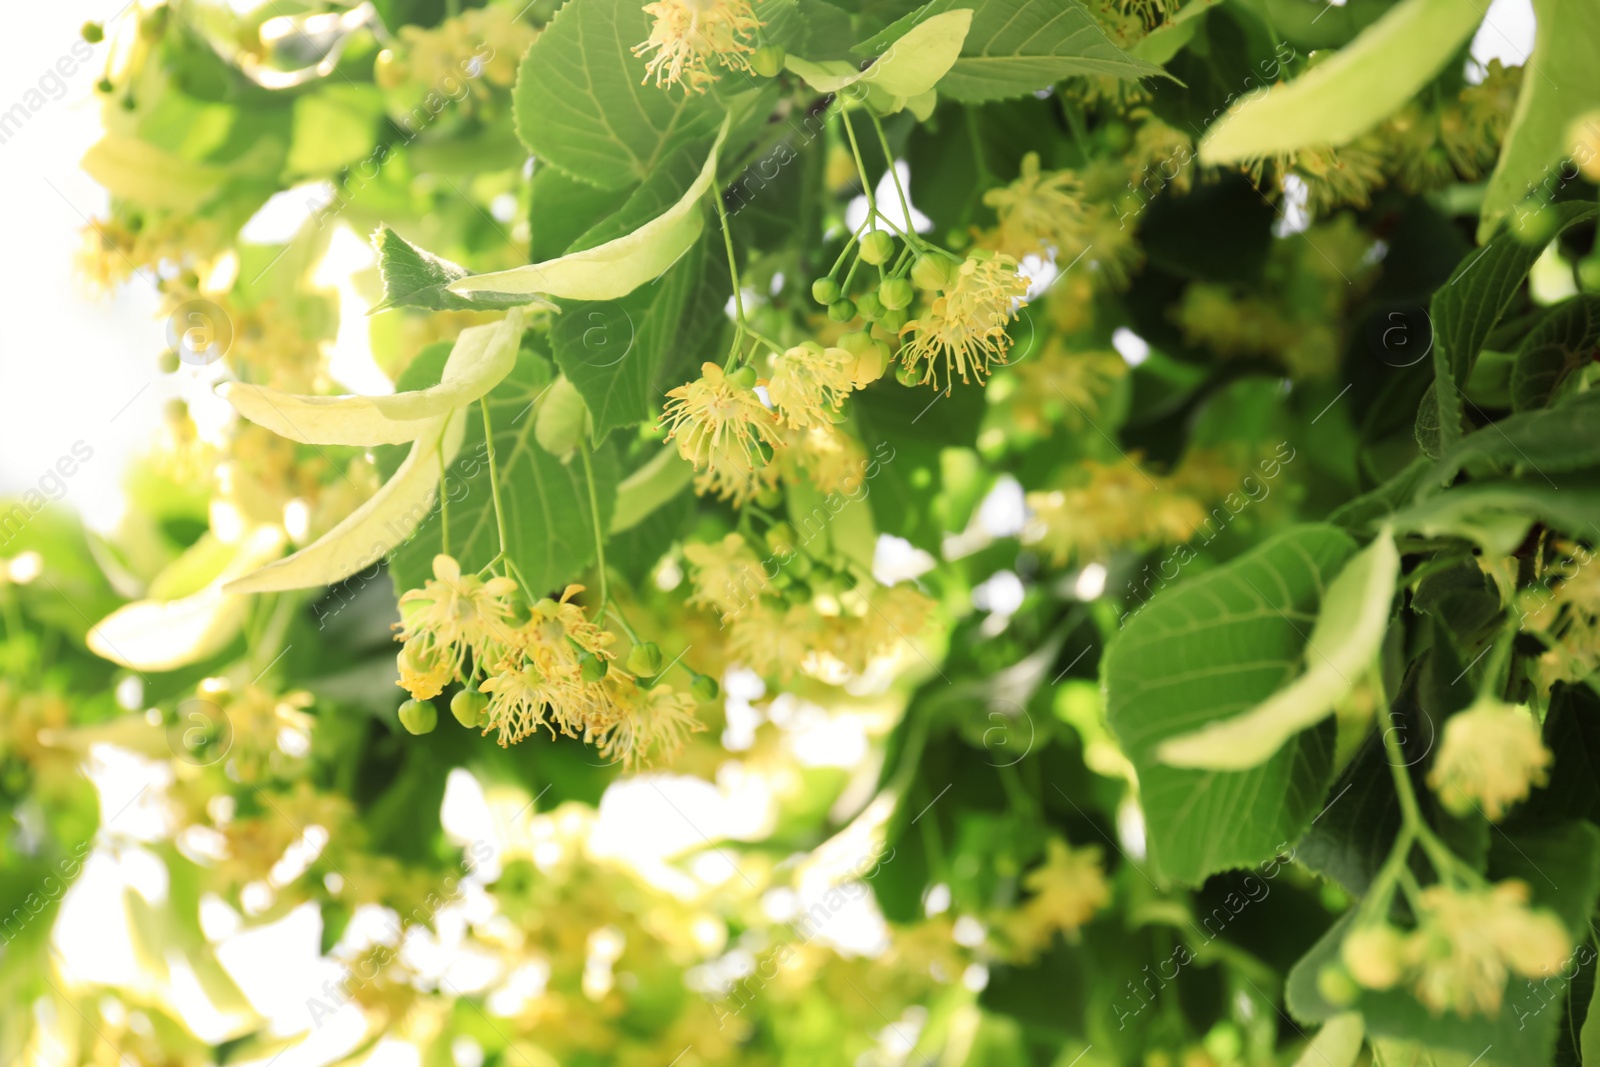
[[1198, 0, 1484, 163], [1157, 530, 1399, 770], [373, 227, 555, 313]]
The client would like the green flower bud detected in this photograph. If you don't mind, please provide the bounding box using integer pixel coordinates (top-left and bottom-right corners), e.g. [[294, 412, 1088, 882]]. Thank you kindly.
[[729, 364, 759, 389], [911, 252, 959, 291], [859, 230, 896, 265], [856, 291, 886, 321], [450, 687, 488, 728], [879, 277, 914, 311], [398, 699, 437, 735], [828, 298, 857, 323], [1316, 962, 1360, 1007], [751, 44, 786, 78], [82, 22, 105, 43], [626, 642, 663, 676], [690, 673, 720, 701], [811, 277, 842, 305], [839, 330, 874, 356], [579, 651, 609, 682], [896, 362, 921, 387], [1578, 253, 1600, 293], [157, 349, 180, 374]]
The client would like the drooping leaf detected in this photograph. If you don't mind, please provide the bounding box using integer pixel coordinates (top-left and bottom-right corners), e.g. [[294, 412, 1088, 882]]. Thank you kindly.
[[1104, 524, 1353, 885], [89, 526, 285, 670], [1429, 391, 1600, 488], [786, 8, 971, 96], [1477, 0, 1600, 241], [1199, 0, 1483, 163], [547, 239, 719, 440], [511, 0, 726, 190], [225, 411, 467, 594]]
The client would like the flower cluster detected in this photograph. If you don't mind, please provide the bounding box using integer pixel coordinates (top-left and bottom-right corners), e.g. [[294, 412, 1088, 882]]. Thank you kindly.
[[683, 532, 935, 681], [395, 555, 703, 767], [1023, 457, 1209, 565], [899, 251, 1030, 391], [1342, 881, 1570, 1018]]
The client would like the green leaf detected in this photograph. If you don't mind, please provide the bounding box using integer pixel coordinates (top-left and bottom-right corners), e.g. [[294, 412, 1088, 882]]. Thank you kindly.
[[511, 0, 726, 190], [861, 0, 1162, 104], [1420, 201, 1597, 453], [1294, 1014, 1364, 1067], [1104, 524, 1353, 885], [1511, 296, 1600, 412], [1198, 0, 1483, 163], [1429, 391, 1600, 487], [1478, 0, 1600, 241], [1388, 478, 1600, 555], [387, 352, 620, 597], [610, 445, 695, 534], [1158, 530, 1398, 771], [373, 227, 555, 313], [448, 117, 729, 301], [547, 246, 704, 440]]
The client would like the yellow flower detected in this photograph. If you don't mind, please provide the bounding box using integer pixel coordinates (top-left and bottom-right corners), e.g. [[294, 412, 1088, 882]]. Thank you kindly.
[[1004, 838, 1110, 957], [683, 532, 770, 621], [899, 252, 1029, 391], [766, 344, 854, 428], [982, 153, 1087, 260], [592, 681, 705, 769], [1407, 881, 1569, 1017], [1427, 695, 1551, 821], [779, 423, 869, 495], [394, 554, 520, 698], [632, 0, 761, 92], [1005, 343, 1126, 436], [1341, 924, 1407, 990], [1024, 458, 1205, 565], [662, 362, 783, 504]]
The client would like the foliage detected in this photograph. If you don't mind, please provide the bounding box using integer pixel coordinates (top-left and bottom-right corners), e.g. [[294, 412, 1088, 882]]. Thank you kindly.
[[11, 0, 1600, 1064]]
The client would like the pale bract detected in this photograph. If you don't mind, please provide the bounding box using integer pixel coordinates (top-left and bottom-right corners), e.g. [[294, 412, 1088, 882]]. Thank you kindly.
[[785, 9, 972, 99], [446, 116, 732, 301], [1157, 530, 1400, 770], [218, 308, 525, 446], [89, 525, 286, 671], [223, 409, 468, 594], [1197, 0, 1484, 163]]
